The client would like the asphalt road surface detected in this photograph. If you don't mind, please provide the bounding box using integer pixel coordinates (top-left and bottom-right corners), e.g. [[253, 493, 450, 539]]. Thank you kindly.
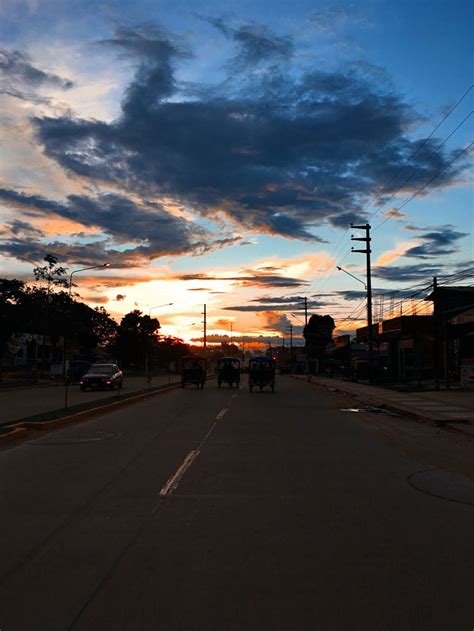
[[0, 377, 473, 630], [0, 375, 176, 426]]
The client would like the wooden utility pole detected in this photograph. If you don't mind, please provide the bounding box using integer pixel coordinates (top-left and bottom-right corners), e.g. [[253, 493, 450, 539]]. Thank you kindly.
[[351, 223, 374, 383], [288, 323, 293, 368], [203, 304, 207, 351], [433, 277, 440, 390]]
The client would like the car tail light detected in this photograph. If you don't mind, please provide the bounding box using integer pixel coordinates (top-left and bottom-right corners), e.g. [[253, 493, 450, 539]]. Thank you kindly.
[[106, 380, 111, 384]]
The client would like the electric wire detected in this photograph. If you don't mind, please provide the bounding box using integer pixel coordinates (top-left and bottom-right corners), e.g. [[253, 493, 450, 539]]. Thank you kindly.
[[372, 110, 473, 228], [311, 84, 474, 295], [375, 141, 474, 230]]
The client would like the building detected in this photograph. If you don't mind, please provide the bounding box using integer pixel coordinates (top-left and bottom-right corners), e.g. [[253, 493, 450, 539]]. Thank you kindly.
[[1, 333, 64, 375], [425, 286, 474, 386]]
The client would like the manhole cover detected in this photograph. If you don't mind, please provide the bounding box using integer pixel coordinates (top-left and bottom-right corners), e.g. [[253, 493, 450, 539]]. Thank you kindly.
[[407, 469, 474, 506]]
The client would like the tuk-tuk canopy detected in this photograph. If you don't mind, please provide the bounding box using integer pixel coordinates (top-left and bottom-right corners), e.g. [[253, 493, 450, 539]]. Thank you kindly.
[[249, 356, 276, 367], [181, 355, 206, 367], [218, 356, 241, 367]]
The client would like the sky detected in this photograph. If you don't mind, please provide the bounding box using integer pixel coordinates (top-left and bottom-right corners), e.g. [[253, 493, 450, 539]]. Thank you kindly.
[[0, 0, 473, 346]]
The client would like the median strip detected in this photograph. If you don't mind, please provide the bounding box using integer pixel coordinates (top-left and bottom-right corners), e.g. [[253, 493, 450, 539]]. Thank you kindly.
[[0, 381, 180, 445]]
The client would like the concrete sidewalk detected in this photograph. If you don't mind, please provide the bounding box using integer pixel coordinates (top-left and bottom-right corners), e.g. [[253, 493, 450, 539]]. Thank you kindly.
[[295, 376, 474, 426]]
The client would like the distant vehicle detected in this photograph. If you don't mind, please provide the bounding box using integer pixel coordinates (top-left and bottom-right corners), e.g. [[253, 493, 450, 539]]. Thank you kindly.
[[66, 360, 91, 384], [217, 357, 241, 388], [248, 356, 276, 392], [80, 364, 123, 391], [181, 356, 206, 389]]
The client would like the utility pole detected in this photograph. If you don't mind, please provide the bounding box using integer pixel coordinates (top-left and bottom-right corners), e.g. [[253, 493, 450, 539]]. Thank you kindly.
[[203, 304, 207, 351], [433, 277, 440, 391], [286, 324, 293, 369], [351, 223, 374, 383]]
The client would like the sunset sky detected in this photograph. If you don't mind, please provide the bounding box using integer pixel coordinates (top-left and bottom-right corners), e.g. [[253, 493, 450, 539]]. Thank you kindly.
[[1, 0, 472, 346]]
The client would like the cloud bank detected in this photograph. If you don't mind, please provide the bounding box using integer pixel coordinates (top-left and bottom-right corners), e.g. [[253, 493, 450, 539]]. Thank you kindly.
[[0, 20, 469, 270]]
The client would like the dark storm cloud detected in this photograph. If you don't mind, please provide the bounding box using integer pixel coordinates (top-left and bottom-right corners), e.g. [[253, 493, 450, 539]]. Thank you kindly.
[[224, 294, 326, 312], [1, 219, 45, 237], [328, 211, 368, 228], [250, 295, 305, 304], [372, 264, 443, 282], [404, 227, 469, 259], [0, 49, 73, 101], [84, 295, 109, 304], [205, 18, 293, 69], [0, 237, 123, 267], [100, 24, 189, 116], [174, 272, 309, 288], [0, 187, 234, 265], [23, 22, 467, 244]]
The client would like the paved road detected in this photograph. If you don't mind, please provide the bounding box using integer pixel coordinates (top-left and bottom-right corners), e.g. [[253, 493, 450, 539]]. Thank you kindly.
[[0, 375, 177, 425], [0, 377, 473, 630]]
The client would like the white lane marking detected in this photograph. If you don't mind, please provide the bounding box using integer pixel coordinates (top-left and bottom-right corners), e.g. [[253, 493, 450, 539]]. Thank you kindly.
[[216, 407, 228, 420], [232, 393, 237, 399], [159, 450, 199, 497]]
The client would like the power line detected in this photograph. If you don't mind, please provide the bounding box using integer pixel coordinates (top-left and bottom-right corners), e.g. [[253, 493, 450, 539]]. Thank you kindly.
[[366, 84, 474, 220], [311, 84, 474, 294], [375, 140, 474, 230], [372, 110, 473, 228]]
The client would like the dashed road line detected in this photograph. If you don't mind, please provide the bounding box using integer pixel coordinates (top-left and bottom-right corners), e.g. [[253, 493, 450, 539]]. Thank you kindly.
[[159, 450, 200, 497], [216, 407, 228, 420]]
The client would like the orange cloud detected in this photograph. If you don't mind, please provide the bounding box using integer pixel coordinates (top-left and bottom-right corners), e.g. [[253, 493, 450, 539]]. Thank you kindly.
[[375, 241, 418, 266]]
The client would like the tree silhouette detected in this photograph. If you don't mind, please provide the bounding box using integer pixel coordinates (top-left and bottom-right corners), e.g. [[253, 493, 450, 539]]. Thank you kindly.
[[303, 314, 335, 367]]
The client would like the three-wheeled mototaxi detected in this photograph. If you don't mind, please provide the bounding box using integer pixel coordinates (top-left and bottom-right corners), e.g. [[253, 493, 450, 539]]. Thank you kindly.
[[248, 356, 276, 392], [217, 357, 241, 388], [181, 355, 207, 389]]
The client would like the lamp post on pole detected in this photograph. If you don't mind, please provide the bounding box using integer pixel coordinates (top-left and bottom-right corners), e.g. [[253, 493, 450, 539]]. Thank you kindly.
[[63, 263, 110, 409], [68, 263, 110, 297], [336, 266, 367, 289], [146, 302, 173, 387]]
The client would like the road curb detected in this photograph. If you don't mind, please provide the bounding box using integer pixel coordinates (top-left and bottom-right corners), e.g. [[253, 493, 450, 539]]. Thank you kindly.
[[0, 382, 180, 444], [0, 426, 28, 443]]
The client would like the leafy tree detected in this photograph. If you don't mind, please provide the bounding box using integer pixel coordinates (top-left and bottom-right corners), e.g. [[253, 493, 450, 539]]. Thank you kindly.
[[0, 279, 27, 380], [0, 270, 117, 378], [33, 254, 69, 293], [303, 314, 335, 367], [112, 310, 161, 368], [151, 336, 190, 370]]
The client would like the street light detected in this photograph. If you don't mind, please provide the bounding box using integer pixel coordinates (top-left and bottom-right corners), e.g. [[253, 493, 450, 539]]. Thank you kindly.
[[69, 263, 110, 296], [149, 302, 173, 316], [64, 263, 110, 408], [177, 322, 196, 339], [146, 303, 174, 385], [336, 266, 366, 289]]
